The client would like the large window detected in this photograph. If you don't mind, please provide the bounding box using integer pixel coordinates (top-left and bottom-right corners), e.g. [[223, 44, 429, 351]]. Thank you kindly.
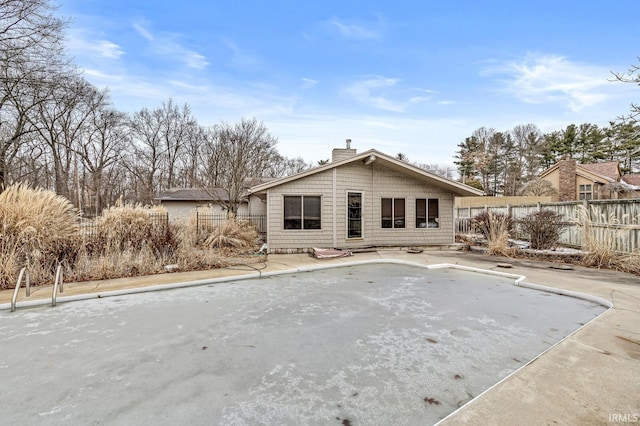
[[416, 198, 439, 228], [284, 196, 321, 230], [347, 192, 362, 238], [381, 198, 405, 228], [579, 184, 592, 200]]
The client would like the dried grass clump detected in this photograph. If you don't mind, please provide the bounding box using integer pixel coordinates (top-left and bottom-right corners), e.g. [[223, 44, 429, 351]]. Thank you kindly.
[[472, 211, 514, 239], [202, 219, 258, 249], [486, 214, 516, 256], [95, 203, 171, 252], [616, 253, 640, 275], [0, 184, 79, 289], [69, 244, 162, 281], [472, 211, 515, 256], [576, 205, 627, 269]]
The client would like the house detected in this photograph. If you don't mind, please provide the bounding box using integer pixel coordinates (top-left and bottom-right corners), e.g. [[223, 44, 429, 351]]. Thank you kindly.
[[154, 187, 266, 222], [539, 159, 640, 201], [248, 142, 484, 253]]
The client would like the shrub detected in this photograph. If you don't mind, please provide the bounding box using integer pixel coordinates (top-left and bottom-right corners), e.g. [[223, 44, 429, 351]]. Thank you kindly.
[[519, 209, 568, 250], [0, 184, 79, 289]]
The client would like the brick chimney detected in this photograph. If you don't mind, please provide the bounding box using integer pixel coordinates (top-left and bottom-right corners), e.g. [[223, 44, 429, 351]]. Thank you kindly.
[[558, 159, 577, 201], [332, 139, 357, 162]]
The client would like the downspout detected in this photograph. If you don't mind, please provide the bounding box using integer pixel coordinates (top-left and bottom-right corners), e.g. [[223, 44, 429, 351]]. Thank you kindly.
[[266, 191, 270, 250]]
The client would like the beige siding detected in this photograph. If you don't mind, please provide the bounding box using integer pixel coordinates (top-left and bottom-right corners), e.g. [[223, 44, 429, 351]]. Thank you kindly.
[[162, 201, 208, 222], [266, 162, 456, 252], [541, 169, 561, 195], [248, 195, 267, 215], [162, 201, 249, 222], [576, 176, 595, 199]]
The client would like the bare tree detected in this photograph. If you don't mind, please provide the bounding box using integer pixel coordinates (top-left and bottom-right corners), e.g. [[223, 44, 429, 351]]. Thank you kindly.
[[612, 58, 640, 120], [264, 154, 310, 177], [158, 99, 197, 189], [127, 106, 165, 204], [126, 100, 202, 203], [417, 163, 454, 179], [200, 118, 278, 215], [30, 76, 99, 201], [504, 124, 543, 195], [0, 0, 70, 192], [518, 178, 558, 197], [177, 123, 207, 187], [76, 101, 128, 215]]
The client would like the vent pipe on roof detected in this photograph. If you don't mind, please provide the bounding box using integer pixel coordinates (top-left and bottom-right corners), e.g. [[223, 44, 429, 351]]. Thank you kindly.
[[346, 138, 351, 149]]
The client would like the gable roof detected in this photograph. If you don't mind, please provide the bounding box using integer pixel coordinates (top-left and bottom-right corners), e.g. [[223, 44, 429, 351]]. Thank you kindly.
[[249, 149, 484, 197], [621, 174, 640, 188], [539, 160, 618, 184], [580, 162, 620, 180]]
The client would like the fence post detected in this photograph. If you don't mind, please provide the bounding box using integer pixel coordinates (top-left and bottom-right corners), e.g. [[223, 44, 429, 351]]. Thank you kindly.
[[196, 210, 199, 242]]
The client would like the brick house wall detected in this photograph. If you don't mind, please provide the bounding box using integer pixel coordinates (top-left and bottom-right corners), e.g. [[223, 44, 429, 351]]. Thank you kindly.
[[558, 159, 577, 201]]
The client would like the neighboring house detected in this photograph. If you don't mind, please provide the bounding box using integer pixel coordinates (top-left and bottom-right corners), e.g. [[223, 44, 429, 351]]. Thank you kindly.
[[154, 187, 266, 222], [539, 159, 640, 201], [248, 144, 484, 253]]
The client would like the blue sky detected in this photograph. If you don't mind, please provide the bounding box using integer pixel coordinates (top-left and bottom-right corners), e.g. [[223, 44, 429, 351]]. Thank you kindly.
[[59, 0, 640, 167]]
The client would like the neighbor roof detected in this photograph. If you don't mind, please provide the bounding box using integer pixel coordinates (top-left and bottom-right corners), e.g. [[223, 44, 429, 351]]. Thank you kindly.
[[539, 160, 617, 183], [580, 162, 620, 180], [621, 174, 640, 188], [249, 149, 484, 197]]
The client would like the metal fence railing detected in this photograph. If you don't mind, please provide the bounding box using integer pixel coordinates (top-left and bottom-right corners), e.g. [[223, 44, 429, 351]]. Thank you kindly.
[[79, 212, 170, 239], [195, 212, 267, 239]]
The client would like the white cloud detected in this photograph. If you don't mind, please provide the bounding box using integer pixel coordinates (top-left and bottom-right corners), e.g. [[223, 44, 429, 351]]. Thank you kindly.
[[343, 76, 430, 112], [133, 21, 209, 70], [96, 40, 124, 59], [220, 38, 260, 68], [301, 78, 318, 90], [325, 17, 383, 40], [268, 113, 471, 167], [133, 22, 154, 41], [487, 53, 612, 112], [66, 29, 124, 60]]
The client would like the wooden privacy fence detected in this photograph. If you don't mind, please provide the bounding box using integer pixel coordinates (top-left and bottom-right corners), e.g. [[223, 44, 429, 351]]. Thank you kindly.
[[455, 199, 640, 254], [195, 212, 267, 239]]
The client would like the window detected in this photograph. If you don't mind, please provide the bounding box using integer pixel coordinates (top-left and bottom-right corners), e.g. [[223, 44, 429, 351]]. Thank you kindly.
[[579, 184, 592, 200], [381, 198, 405, 228], [284, 196, 321, 230], [416, 199, 440, 228], [347, 192, 362, 238]]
